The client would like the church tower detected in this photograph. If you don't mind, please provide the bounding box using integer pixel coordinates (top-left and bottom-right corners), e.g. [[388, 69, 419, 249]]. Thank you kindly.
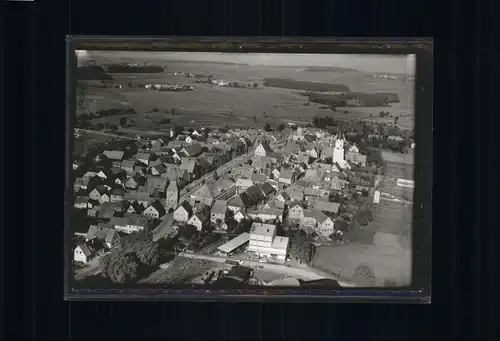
[[333, 125, 346, 165]]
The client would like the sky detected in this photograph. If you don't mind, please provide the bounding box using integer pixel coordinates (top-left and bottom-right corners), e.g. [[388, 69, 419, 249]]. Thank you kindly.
[[76, 51, 416, 75]]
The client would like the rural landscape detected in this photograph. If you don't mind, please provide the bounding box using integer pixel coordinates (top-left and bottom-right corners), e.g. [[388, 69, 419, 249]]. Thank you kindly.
[[71, 51, 415, 289]]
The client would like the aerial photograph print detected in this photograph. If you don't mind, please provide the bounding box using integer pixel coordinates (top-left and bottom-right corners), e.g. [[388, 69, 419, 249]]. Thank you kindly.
[[70, 50, 416, 290]]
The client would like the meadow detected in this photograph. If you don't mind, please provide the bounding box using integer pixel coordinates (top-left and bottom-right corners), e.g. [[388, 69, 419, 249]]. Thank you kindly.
[[77, 60, 415, 130]]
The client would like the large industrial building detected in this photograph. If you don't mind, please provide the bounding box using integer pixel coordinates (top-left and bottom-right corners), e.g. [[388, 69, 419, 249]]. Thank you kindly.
[[247, 223, 290, 263]]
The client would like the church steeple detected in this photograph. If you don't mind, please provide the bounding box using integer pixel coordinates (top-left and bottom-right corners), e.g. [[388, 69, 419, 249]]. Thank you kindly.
[[336, 125, 345, 141]]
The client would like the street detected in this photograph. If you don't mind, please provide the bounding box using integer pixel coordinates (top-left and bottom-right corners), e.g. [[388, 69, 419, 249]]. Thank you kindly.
[[77, 128, 138, 141], [177, 252, 355, 286]]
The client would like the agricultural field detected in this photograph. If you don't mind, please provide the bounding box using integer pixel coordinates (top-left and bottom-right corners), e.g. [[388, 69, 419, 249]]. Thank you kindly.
[[77, 56, 415, 130], [312, 179, 412, 286]]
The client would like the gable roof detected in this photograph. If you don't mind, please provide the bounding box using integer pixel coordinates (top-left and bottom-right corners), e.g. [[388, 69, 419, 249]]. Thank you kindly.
[[279, 170, 295, 181], [152, 214, 175, 242], [146, 201, 166, 216], [250, 173, 267, 183], [103, 150, 124, 161], [259, 182, 276, 196], [177, 201, 194, 216], [146, 176, 168, 189], [211, 200, 228, 215], [179, 158, 197, 173], [183, 143, 203, 156], [111, 215, 148, 227]]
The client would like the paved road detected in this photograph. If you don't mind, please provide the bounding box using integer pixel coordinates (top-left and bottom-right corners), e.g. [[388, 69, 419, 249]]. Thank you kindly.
[[78, 129, 137, 141], [178, 252, 355, 286]]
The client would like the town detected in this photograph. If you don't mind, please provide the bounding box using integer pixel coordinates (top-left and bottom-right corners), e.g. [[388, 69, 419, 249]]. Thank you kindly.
[[72, 116, 415, 288]]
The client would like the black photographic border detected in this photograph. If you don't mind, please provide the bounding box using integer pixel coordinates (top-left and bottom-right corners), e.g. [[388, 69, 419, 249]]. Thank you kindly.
[[65, 36, 432, 302]]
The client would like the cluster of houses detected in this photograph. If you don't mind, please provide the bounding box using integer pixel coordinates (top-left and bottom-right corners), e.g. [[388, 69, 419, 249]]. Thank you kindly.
[[73, 123, 372, 266]]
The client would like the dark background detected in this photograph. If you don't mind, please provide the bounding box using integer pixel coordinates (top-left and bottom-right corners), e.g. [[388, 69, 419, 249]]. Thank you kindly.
[[4, 0, 498, 339]]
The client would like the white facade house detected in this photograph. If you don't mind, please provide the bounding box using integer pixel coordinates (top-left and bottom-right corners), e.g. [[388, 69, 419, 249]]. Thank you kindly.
[[111, 216, 148, 234], [247, 223, 289, 263]]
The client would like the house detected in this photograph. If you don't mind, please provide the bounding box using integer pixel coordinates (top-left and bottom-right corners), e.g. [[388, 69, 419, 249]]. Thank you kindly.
[[109, 188, 125, 202], [348, 144, 359, 153], [125, 202, 144, 215], [321, 146, 334, 161], [182, 143, 203, 157], [271, 168, 280, 179], [211, 200, 228, 224], [162, 168, 190, 184], [278, 170, 296, 186], [304, 134, 317, 143], [73, 159, 85, 170], [285, 187, 304, 202], [245, 185, 265, 204], [179, 158, 198, 179], [254, 142, 273, 157], [136, 152, 152, 166], [227, 193, 253, 213], [191, 184, 215, 206], [259, 183, 276, 198], [89, 185, 108, 201], [192, 130, 202, 137], [152, 214, 178, 242], [233, 210, 246, 223], [166, 180, 179, 210], [123, 191, 154, 208], [143, 201, 166, 220], [74, 242, 98, 264], [288, 202, 304, 220], [151, 164, 167, 176], [185, 136, 194, 144], [311, 201, 341, 215], [304, 188, 330, 201], [188, 212, 208, 231], [302, 209, 318, 226], [235, 178, 254, 192], [276, 191, 290, 203], [173, 201, 194, 223], [96, 170, 108, 180], [345, 152, 367, 167], [86, 225, 121, 250], [103, 150, 125, 162], [124, 175, 143, 190], [247, 208, 284, 222], [111, 215, 148, 234], [74, 177, 90, 193], [146, 176, 168, 194], [314, 212, 335, 237], [200, 153, 223, 167], [74, 196, 91, 209], [307, 147, 319, 158]]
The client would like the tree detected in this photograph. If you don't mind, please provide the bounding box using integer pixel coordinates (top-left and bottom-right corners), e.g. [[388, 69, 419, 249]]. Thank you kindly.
[[252, 116, 257, 123], [96, 123, 105, 130], [119, 117, 128, 127], [379, 111, 386, 117], [394, 116, 399, 124], [134, 240, 159, 267], [264, 123, 272, 132], [253, 83, 258, 88], [101, 251, 139, 284], [110, 125, 118, 132], [277, 123, 286, 131]]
